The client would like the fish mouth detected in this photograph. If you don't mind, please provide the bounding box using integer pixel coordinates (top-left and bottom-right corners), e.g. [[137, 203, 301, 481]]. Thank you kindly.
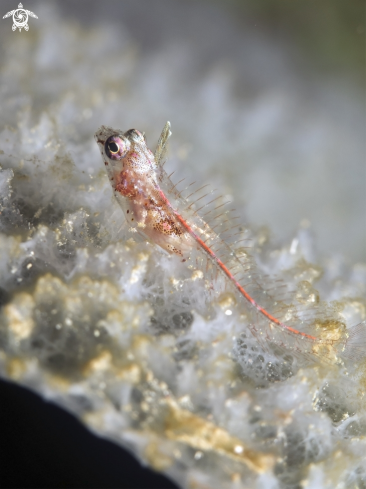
[[94, 125, 107, 145], [94, 125, 125, 146]]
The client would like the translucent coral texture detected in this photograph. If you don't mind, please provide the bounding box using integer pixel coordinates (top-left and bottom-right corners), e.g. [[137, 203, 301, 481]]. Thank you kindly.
[[0, 2, 365, 489]]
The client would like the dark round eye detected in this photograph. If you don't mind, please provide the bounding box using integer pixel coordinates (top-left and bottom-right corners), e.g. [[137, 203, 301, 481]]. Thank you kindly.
[[105, 135, 129, 159], [108, 141, 119, 154]]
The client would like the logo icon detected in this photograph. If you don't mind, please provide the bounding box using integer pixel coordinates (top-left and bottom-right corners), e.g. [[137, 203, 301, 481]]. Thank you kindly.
[[3, 3, 38, 31]]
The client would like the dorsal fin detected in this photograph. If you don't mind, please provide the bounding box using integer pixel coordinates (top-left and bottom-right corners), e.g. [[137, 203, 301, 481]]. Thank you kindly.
[[154, 121, 172, 168]]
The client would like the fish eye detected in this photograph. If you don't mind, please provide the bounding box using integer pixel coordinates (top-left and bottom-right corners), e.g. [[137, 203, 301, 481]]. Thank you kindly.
[[105, 135, 129, 160], [108, 141, 119, 154]]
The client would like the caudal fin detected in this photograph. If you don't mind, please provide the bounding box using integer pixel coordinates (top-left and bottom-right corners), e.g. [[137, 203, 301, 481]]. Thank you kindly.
[[340, 320, 366, 363]]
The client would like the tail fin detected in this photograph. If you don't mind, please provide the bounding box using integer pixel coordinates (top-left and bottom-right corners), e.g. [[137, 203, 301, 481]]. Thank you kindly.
[[339, 320, 366, 363]]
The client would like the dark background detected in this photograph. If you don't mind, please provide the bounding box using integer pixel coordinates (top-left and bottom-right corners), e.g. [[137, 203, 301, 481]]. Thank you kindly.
[[0, 378, 178, 488]]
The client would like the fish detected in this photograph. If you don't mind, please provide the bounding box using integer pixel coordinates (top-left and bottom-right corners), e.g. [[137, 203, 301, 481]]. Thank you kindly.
[[95, 121, 366, 366]]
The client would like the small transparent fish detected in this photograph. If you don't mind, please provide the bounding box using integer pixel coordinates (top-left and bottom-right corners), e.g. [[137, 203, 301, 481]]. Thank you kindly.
[[95, 122, 366, 366]]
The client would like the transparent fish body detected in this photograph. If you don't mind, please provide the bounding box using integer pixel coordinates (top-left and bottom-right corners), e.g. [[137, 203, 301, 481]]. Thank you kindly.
[[95, 122, 366, 366]]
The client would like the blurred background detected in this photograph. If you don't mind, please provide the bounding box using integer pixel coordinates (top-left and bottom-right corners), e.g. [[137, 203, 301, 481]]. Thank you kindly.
[[0, 1, 364, 488], [0, 0, 364, 262]]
